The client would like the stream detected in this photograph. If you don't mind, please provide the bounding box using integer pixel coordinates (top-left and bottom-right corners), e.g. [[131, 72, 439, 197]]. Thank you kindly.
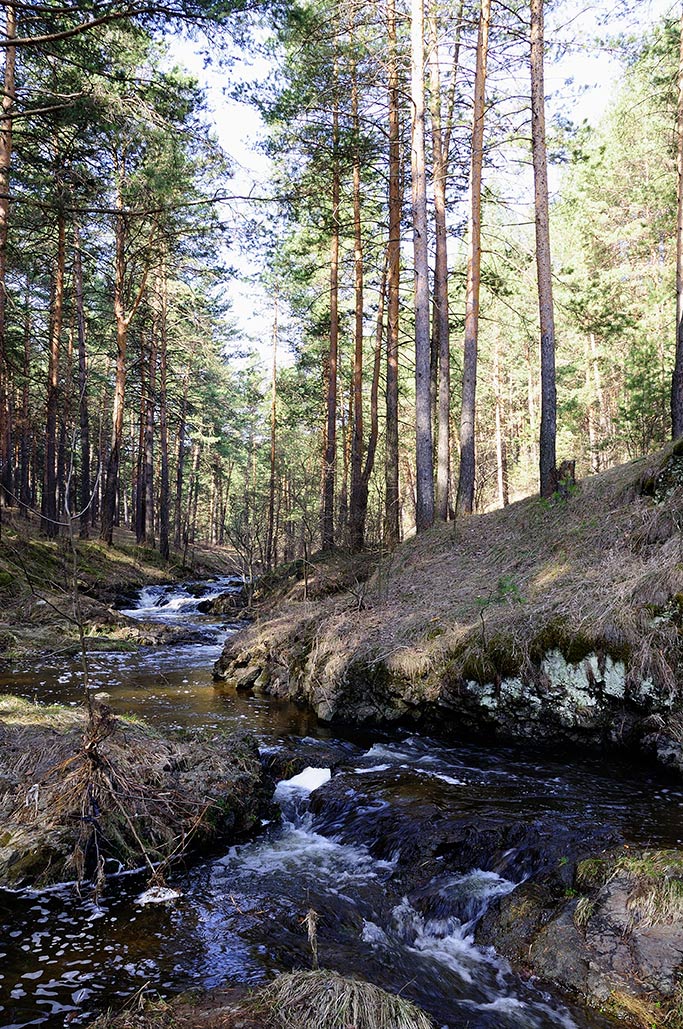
[[1, 578, 683, 1029]]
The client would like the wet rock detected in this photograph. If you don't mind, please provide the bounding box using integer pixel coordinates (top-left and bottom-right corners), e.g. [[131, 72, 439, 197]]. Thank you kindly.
[[478, 846, 683, 1025], [234, 665, 261, 690], [199, 587, 248, 615], [306, 768, 612, 899]]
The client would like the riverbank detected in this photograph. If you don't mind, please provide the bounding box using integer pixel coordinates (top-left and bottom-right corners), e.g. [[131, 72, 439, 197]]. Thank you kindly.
[[214, 443, 683, 771], [88, 970, 434, 1029], [0, 693, 273, 888], [0, 512, 240, 663]]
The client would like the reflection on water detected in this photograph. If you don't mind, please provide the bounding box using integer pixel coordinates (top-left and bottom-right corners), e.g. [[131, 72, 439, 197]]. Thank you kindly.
[[1, 581, 681, 1029]]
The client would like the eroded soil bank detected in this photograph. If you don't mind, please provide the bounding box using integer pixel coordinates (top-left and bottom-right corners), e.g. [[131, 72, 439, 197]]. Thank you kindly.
[[214, 444, 683, 774]]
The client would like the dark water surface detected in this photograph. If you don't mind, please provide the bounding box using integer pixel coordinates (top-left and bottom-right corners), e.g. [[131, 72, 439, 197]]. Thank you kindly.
[[1, 580, 681, 1029]]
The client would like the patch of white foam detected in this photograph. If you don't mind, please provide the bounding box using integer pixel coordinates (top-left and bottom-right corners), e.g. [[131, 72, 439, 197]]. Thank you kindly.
[[276, 766, 331, 795], [354, 763, 392, 774], [135, 886, 181, 906]]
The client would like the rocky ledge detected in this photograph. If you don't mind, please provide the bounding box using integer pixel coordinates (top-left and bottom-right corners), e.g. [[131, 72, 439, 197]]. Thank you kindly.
[[214, 629, 683, 776], [477, 846, 683, 1027], [0, 694, 273, 888]]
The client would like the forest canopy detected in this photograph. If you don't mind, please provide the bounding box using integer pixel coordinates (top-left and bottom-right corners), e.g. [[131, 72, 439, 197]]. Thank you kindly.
[[0, 0, 679, 571]]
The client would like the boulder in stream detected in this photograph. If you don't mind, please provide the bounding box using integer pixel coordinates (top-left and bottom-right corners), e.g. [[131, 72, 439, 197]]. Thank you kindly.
[[477, 846, 683, 1027], [0, 694, 274, 888]]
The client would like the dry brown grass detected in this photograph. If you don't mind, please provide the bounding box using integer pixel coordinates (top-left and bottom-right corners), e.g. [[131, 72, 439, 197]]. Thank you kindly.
[[229, 445, 683, 707], [251, 970, 434, 1029], [0, 695, 264, 887]]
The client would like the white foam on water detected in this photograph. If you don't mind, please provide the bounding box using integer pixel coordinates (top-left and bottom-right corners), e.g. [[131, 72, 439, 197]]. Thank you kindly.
[[135, 886, 181, 906], [353, 763, 392, 774], [276, 766, 331, 795]]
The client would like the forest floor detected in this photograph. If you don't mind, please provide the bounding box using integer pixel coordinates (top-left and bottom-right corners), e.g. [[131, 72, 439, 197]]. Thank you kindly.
[[0, 510, 241, 665]]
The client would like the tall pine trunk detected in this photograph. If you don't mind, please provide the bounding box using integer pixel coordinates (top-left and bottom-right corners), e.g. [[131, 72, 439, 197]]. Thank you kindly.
[[322, 56, 340, 550], [428, 0, 463, 521], [41, 210, 65, 538], [385, 0, 401, 547], [73, 224, 91, 537], [411, 0, 434, 533], [673, 5, 683, 439], [101, 196, 128, 545], [0, 2, 16, 511], [266, 293, 278, 571], [144, 328, 158, 546], [530, 0, 558, 498], [158, 269, 170, 560], [19, 275, 31, 514], [456, 0, 490, 516], [349, 37, 366, 551]]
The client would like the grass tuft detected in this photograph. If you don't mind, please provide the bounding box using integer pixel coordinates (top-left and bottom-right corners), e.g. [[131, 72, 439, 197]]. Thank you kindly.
[[251, 970, 434, 1029]]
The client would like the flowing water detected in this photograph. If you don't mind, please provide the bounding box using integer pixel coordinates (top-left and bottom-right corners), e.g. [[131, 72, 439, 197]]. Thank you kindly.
[[1, 579, 682, 1029]]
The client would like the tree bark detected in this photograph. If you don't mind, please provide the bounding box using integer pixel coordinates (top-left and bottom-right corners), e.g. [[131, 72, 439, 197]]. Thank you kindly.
[[456, 0, 490, 516], [322, 55, 339, 551], [411, 0, 434, 533], [428, 0, 463, 522], [174, 372, 189, 549], [266, 291, 278, 571], [493, 335, 509, 507], [530, 0, 558, 498], [158, 269, 170, 560], [73, 224, 91, 537], [100, 171, 156, 544], [385, 0, 401, 547], [673, 5, 683, 439], [349, 35, 365, 552], [143, 325, 158, 546], [0, 2, 16, 509], [19, 274, 31, 513], [41, 209, 65, 538]]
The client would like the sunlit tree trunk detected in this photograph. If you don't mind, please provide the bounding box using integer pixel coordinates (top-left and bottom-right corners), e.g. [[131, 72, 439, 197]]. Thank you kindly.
[[493, 336, 508, 507], [73, 224, 91, 537], [673, 4, 683, 439], [143, 327, 158, 547], [158, 270, 170, 560], [19, 275, 31, 514], [385, 0, 401, 547], [428, 0, 463, 521], [41, 209, 65, 538], [456, 0, 490, 516], [411, 0, 434, 532], [174, 372, 189, 548], [530, 0, 558, 497], [100, 193, 128, 544], [266, 291, 278, 571]]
